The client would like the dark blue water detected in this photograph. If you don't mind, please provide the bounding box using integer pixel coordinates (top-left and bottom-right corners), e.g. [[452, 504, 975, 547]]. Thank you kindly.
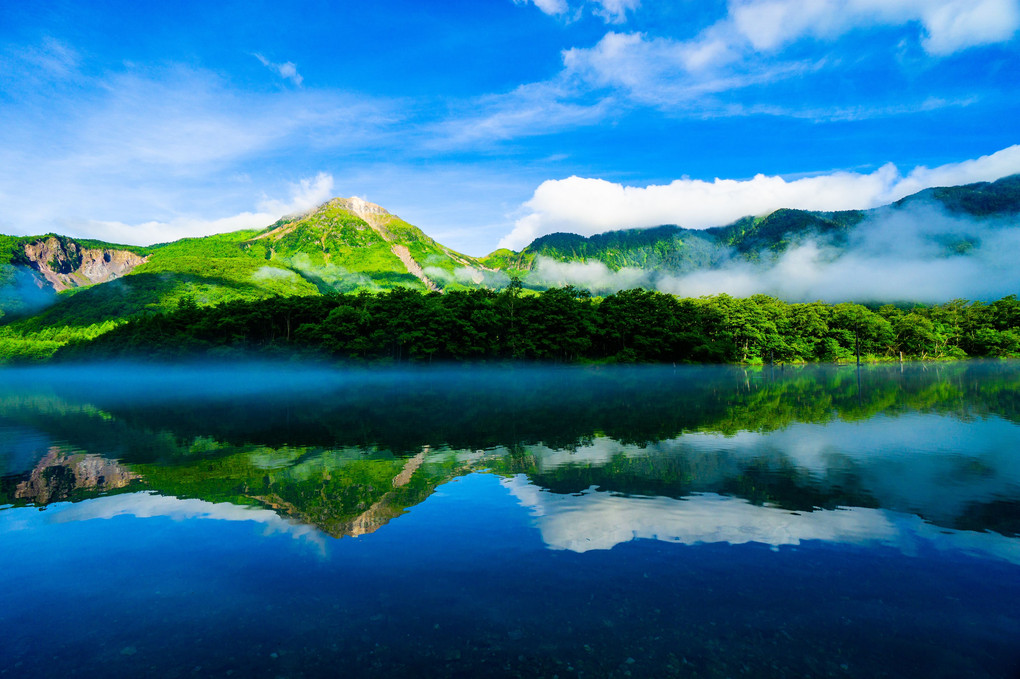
[[1, 362, 1019, 678]]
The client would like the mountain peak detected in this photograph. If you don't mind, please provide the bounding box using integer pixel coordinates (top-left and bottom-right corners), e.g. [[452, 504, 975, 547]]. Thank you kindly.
[[325, 197, 390, 221]]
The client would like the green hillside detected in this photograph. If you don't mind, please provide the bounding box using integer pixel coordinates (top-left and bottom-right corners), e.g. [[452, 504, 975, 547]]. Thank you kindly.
[[523, 225, 728, 272]]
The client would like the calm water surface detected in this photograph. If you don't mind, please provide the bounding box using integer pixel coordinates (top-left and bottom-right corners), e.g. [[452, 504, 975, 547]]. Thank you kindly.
[[1, 361, 1019, 678]]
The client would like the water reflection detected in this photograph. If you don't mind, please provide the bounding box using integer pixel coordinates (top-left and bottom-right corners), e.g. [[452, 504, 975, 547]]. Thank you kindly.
[[1, 361, 1018, 543], [503, 479, 1020, 566], [2, 362, 1020, 678]]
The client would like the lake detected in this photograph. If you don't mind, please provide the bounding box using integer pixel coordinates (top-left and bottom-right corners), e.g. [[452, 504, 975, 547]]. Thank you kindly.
[[1, 361, 1019, 678]]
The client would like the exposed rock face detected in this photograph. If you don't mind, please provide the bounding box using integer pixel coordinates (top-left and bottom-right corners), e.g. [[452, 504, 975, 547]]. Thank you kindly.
[[15, 449, 139, 505], [333, 196, 390, 223], [20, 236, 146, 292], [391, 244, 439, 292]]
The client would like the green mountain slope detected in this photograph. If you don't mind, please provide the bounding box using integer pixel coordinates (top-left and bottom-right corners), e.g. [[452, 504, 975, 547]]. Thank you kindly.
[[523, 225, 729, 272], [1, 199, 485, 329]]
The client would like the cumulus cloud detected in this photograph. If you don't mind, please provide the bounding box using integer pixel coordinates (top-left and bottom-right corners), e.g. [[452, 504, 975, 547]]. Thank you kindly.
[[256, 172, 335, 215], [254, 53, 304, 86], [502, 144, 1020, 249], [69, 173, 335, 245]]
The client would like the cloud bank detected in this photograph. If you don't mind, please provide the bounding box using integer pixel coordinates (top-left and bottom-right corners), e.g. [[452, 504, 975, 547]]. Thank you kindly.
[[522, 198, 1020, 302], [502, 144, 1020, 249]]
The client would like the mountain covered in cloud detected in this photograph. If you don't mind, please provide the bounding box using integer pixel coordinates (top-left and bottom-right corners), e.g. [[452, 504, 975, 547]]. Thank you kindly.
[[1, 173, 1019, 335], [511, 173, 1020, 300]]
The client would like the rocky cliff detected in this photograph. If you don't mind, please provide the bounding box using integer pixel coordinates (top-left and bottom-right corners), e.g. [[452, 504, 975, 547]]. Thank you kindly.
[[19, 236, 146, 292]]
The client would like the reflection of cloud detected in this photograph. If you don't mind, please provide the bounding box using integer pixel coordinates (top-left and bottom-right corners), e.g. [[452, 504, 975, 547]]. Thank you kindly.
[[513, 412, 1020, 534], [678, 414, 1020, 524], [503, 478, 1020, 565], [26, 492, 327, 550], [523, 437, 649, 471]]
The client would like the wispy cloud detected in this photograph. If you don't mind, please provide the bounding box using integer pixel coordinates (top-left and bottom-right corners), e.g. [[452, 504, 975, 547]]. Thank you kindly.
[[515, 0, 640, 23], [425, 80, 616, 148], [0, 48, 398, 240], [254, 53, 304, 86], [501, 144, 1020, 248]]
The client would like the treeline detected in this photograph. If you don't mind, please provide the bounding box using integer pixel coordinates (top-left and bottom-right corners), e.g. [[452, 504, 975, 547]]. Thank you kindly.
[[54, 284, 1020, 363]]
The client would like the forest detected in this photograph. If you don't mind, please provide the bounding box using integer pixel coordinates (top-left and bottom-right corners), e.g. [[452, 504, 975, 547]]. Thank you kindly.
[[51, 283, 1020, 364]]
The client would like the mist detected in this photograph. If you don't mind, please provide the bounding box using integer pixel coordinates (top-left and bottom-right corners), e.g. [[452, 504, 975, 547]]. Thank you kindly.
[[527, 202, 1020, 302], [0, 265, 57, 317]]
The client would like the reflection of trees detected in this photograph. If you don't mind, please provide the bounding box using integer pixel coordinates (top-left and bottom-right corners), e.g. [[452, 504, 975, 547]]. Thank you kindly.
[[3, 362, 1019, 460]]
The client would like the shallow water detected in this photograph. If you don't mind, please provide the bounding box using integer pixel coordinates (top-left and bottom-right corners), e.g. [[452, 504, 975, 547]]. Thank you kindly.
[[1, 361, 1019, 678]]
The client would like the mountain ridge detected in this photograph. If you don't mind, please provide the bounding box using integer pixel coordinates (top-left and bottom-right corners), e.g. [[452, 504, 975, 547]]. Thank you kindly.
[[1, 173, 1019, 362]]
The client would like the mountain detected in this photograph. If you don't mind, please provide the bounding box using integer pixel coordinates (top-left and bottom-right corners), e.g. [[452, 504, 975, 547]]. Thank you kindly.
[[0, 198, 490, 330], [516, 173, 1020, 272], [1, 174, 1019, 362]]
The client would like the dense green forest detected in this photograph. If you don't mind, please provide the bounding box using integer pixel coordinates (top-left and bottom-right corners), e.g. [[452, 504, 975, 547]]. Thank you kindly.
[[52, 284, 1020, 364]]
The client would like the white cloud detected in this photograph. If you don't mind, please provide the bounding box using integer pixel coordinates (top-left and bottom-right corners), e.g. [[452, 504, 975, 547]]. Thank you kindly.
[[256, 172, 334, 215], [69, 172, 335, 245], [592, 0, 640, 23], [728, 0, 1020, 55], [562, 30, 813, 107], [551, 1, 1018, 115], [423, 78, 618, 151], [515, 0, 639, 23], [522, 0, 571, 15], [254, 53, 304, 86], [501, 144, 1020, 249], [0, 50, 398, 241]]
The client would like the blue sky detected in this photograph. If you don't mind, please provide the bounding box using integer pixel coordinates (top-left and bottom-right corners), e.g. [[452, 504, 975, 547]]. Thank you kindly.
[[1, 0, 1019, 255]]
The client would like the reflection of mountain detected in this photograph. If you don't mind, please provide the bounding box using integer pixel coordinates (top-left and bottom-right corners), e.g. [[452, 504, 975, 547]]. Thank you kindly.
[[246, 451, 442, 538], [1, 363, 1018, 542], [7, 449, 139, 504]]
